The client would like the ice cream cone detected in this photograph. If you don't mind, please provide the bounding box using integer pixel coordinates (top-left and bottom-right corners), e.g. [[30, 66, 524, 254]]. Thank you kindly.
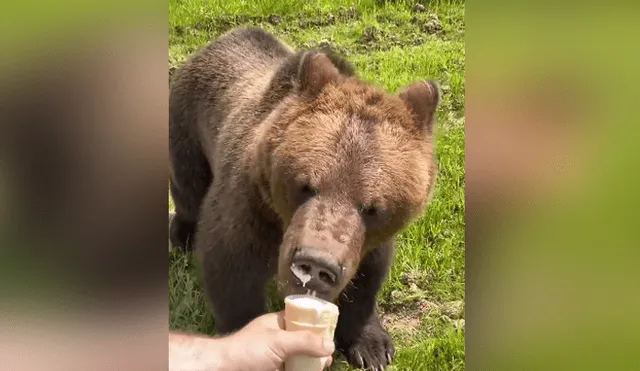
[[283, 295, 340, 371]]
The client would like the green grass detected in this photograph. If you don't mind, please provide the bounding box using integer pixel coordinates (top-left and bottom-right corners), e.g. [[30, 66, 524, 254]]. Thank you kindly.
[[169, 0, 465, 369]]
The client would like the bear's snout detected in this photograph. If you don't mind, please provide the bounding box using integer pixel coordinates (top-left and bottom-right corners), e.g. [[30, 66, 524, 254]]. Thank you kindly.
[[290, 247, 343, 296], [277, 198, 365, 301]]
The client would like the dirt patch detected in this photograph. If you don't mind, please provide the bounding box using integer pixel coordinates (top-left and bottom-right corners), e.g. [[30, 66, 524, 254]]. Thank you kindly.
[[380, 299, 439, 339], [337, 6, 359, 19], [298, 17, 330, 29], [178, 9, 359, 35], [267, 14, 282, 25], [361, 26, 380, 43], [381, 311, 421, 337], [188, 14, 264, 34], [441, 300, 464, 319], [418, 299, 439, 313], [379, 276, 464, 335], [422, 14, 444, 34], [298, 7, 359, 29]]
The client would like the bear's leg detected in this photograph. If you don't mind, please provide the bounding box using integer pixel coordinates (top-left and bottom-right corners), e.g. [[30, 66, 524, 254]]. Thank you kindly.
[[336, 240, 395, 370], [169, 180, 205, 252], [168, 133, 212, 253], [196, 186, 280, 335]]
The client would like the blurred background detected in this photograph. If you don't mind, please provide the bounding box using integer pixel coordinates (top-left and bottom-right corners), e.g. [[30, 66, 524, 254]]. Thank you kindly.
[[466, 1, 640, 370], [0, 1, 168, 370], [1, 0, 639, 370]]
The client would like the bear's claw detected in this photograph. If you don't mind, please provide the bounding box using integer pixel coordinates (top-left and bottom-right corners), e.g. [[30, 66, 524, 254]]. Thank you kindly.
[[340, 321, 395, 370]]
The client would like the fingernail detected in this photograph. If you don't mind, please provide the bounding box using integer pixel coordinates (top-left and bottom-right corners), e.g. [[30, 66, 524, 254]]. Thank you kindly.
[[322, 337, 335, 352]]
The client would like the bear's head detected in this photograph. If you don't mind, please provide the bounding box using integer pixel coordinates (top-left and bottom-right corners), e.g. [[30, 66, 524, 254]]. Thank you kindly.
[[254, 51, 439, 301]]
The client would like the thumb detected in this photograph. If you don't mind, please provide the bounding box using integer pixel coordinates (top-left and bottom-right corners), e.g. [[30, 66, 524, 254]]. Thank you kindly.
[[271, 330, 335, 359]]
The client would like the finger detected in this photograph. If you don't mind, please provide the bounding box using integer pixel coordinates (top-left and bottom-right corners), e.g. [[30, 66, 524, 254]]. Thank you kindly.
[[272, 330, 335, 359]]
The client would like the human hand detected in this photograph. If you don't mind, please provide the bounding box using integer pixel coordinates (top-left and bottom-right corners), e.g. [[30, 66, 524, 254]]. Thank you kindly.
[[219, 311, 335, 371]]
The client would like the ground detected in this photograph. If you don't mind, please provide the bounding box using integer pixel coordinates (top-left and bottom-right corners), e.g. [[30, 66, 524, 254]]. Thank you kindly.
[[168, 0, 465, 369]]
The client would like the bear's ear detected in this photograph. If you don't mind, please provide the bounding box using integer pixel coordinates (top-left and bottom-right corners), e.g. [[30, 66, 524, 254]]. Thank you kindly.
[[398, 80, 440, 131], [296, 52, 342, 96]]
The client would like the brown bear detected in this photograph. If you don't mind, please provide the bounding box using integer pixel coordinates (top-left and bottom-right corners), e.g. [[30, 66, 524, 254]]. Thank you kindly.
[[169, 27, 440, 370]]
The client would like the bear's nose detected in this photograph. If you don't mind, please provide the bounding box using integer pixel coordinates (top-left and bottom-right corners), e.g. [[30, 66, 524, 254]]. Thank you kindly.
[[290, 248, 342, 294]]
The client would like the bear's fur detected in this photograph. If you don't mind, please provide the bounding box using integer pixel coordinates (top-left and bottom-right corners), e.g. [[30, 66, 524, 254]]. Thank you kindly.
[[169, 27, 440, 370]]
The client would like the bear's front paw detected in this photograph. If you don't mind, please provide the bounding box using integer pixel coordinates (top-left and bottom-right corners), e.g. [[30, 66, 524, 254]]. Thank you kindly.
[[169, 213, 195, 252], [338, 321, 395, 371]]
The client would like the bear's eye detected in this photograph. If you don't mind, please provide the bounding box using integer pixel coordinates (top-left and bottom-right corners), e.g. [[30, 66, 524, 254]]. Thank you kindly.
[[361, 206, 379, 217], [300, 184, 317, 196]]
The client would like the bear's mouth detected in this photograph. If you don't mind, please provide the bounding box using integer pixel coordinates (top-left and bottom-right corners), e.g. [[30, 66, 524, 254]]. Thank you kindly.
[[286, 263, 333, 301], [277, 260, 337, 302], [278, 228, 358, 302]]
